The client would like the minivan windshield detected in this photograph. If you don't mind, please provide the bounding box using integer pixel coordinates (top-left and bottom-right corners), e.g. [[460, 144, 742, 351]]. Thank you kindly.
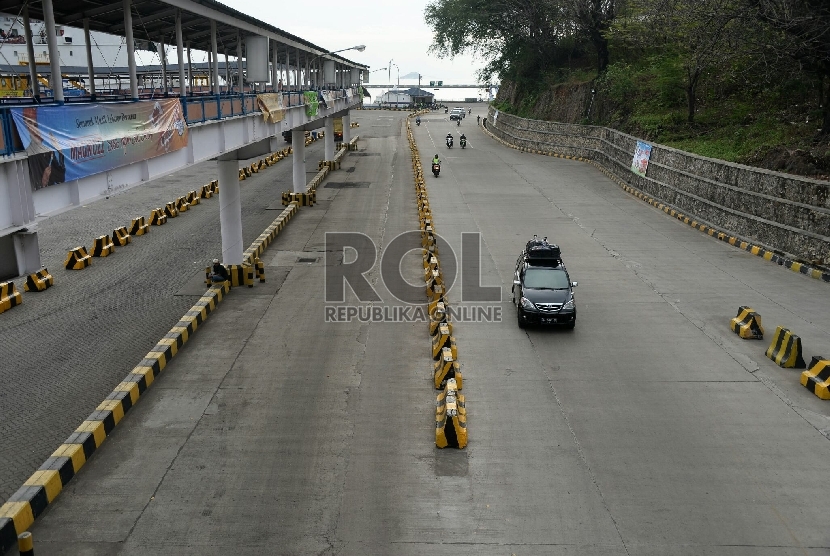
[[523, 268, 570, 289]]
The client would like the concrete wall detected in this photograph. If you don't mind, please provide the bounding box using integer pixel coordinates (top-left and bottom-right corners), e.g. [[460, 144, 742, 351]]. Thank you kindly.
[[486, 107, 830, 266]]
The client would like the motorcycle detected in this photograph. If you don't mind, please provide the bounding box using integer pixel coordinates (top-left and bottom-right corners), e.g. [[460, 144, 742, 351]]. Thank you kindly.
[[445, 107, 448, 114], [416, 118, 421, 126], [432, 163, 440, 177], [446, 136, 453, 148], [460, 137, 467, 149], [456, 119, 460, 127]]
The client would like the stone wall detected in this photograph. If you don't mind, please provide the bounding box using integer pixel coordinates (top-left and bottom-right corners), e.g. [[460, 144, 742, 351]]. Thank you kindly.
[[486, 107, 830, 266]]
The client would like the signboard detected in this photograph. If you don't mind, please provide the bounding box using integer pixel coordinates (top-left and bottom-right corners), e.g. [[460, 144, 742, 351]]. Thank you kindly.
[[429, 81, 435, 86], [12, 99, 188, 190], [437, 81, 443, 86], [304, 91, 319, 117], [256, 93, 285, 123], [631, 140, 653, 177]]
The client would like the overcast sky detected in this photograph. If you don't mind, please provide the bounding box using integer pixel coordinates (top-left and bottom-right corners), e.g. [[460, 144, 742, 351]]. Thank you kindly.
[[229, 0, 487, 86]]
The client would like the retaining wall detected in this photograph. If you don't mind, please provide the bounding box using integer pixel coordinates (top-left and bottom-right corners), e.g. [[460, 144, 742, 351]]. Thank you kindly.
[[486, 107, 830, 266]]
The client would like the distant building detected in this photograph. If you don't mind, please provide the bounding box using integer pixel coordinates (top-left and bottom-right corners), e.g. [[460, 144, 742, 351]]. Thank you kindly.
[[378, 87, 434, 108]]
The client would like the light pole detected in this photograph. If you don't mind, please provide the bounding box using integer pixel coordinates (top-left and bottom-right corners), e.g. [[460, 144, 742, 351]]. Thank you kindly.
[[310, 44, 366, 88], [388, 60, 399, 88]]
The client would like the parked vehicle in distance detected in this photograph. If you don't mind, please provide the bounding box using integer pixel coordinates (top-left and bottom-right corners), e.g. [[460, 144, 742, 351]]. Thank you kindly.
[[512, 236, 577, 329], [450, 108, 465, 121]]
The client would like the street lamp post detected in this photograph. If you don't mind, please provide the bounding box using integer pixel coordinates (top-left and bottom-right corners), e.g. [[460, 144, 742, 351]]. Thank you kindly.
[[309, 44, 365, 88]]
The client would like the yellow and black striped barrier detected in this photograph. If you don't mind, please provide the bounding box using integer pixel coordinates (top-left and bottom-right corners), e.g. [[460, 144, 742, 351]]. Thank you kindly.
[[186, 190, 201, 205], [112, 227, 132, 247], [129, 216, 149, 236], [432, 322, 457, 360], [17, 531, 33, 556], [90, 235, 115, 257], [801, 357, 830, 400], [149, 208, 167, 226], [434, 348, 462, 390], [282, 191, 315, 207], [0, 283, 230, 550], [227, 264, 254, 288], [765, 326, 806, 368], [0, 281, 22, 314], [254, 258, 265, 282], [199, 184, 214, 199], [729, 306, 764, 340], [435, 378, 467, 449], [64, 246, 92, 270], [163, 202, 179, 218], [175, 196, 189, 212], [24, 268, 54, 293]]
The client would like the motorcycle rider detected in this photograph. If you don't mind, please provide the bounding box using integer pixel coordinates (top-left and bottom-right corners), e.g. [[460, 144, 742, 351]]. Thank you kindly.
[[477, 114, 481, 125], [432, 154, 440, 166], [416, 115, 421, 125], [460, 133, 467, 147], [446, 133, 453, 147]]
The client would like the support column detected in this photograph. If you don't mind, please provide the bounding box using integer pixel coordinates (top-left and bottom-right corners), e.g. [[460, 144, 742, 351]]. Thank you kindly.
[[186, 42, 192, 92], [42, 0, 63, 103], [291, 128, 306, 193], [224, 49, 230, 92], [22, 6, 39, 98], [236, 31, 242, 92], [295, 47, 300, 90], [159, 37, 168, 95], [176, 12, 185, 97], [285, 49, 291, 91], [123, 0, 139, 100], [210, 20, 219, 95], [83, 18, 95, 99], [271, 40, 278, 90], [218, 157, 244, 265], [324, 117, 334, 161], [342, 112, 351, 144]]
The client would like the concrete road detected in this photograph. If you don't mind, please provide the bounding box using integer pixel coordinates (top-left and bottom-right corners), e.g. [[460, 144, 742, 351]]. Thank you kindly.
[[0, 135, 324, 502], [14, 107, 830, 555]]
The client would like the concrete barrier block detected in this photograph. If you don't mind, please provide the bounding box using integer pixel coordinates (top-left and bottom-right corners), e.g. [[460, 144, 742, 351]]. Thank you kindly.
[[435, 378, 467, 449], [64, 246, 92, 270], [112, 227, 132, 247], [24, 268, 54, 292], [149, 208, 167, 226], [730, 306, 764, 339], [765, 326, 806, 368], [0, 281, 23, 314], [91, 235, 115, 257], [801, 356, 830, 400], [129, 216, 149, 236]]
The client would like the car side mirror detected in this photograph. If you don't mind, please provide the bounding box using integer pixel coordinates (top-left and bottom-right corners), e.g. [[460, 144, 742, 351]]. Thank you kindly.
[[571, 281, 578, 287]]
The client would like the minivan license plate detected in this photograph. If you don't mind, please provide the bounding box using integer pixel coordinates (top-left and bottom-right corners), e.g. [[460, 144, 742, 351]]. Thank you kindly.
[[542, 317, 556, 324]]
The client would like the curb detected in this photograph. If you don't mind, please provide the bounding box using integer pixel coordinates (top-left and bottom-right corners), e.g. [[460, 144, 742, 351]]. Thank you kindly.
[[480, 125, 830, 284]]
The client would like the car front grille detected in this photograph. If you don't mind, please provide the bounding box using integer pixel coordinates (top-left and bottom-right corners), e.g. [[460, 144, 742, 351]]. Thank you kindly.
[[535, 303, 562, 313]]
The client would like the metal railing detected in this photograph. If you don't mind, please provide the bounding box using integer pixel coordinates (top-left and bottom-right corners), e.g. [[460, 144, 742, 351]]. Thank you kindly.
[[0, 87, 358, 157]]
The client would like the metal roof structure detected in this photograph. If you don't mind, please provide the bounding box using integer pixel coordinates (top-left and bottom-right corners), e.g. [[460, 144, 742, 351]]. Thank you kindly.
[[3, 0, 368, 70]]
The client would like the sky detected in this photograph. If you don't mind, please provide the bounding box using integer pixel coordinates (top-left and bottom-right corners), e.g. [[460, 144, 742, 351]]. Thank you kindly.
[[228, 0, 488, 87]]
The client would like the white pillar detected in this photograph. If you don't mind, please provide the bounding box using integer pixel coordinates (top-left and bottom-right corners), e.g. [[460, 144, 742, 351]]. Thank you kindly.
[[324, 117, 335, 160], [285, 49, 291, 90], [224, 49, 230, 92], [83, 18, 95, 98], [186, 42, 192, 92], [236, 31, 242, 92], [159, 37, 168, 95], [42, 0, 63, 102], [271, 40, 278, 90], [295, 47, 300, 90], [176, 11, 185, 97], [292, 129, 306, 193], [218, 157, 244, 265], [23, 7, 39, 98], [211, 20, 219, 95], [342, 112, 351, 144], [123, 0, 139, 100]]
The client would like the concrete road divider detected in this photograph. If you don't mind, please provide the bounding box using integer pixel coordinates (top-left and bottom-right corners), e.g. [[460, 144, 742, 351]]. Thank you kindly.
[[186, 191, 201, 205], [175, 196, 189, 212], [238, 169, 246, 180], [227, 264, 254, 287], [164, 202, 179, 218], [149, 208, 167, 225], [765, 326, 806, 368], [434, 348, 462, 390], [16, 531, 32, 556], [435, 378, 467, 449], [730, 306, 764, 339], [801, 357, 830, 400], [129, 216, 149, 236], [282, 191, 315, 207], [90, 235, 115, 257], [64, 246, 92, 270], [0, 283, 231, 550], [432, 322, 457, 360], [429, 302, 450, 336], [24, 268, 54, 292], [112, 227, 132, 247], [199, 184, 213, 199], [0, 281, 22, 314], [254, 258, 265, 282]]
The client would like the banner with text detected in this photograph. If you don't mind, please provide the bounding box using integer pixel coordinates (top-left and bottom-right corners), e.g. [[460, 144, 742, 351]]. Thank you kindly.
[[304, 91, 319, 117], [12, 99, 188, 190], [631, 140, 652, 177]]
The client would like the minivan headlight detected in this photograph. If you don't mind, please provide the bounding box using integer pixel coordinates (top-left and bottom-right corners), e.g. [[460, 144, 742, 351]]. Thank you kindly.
[[520, 297, 536, 310], [563, 296, 575, 310]]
